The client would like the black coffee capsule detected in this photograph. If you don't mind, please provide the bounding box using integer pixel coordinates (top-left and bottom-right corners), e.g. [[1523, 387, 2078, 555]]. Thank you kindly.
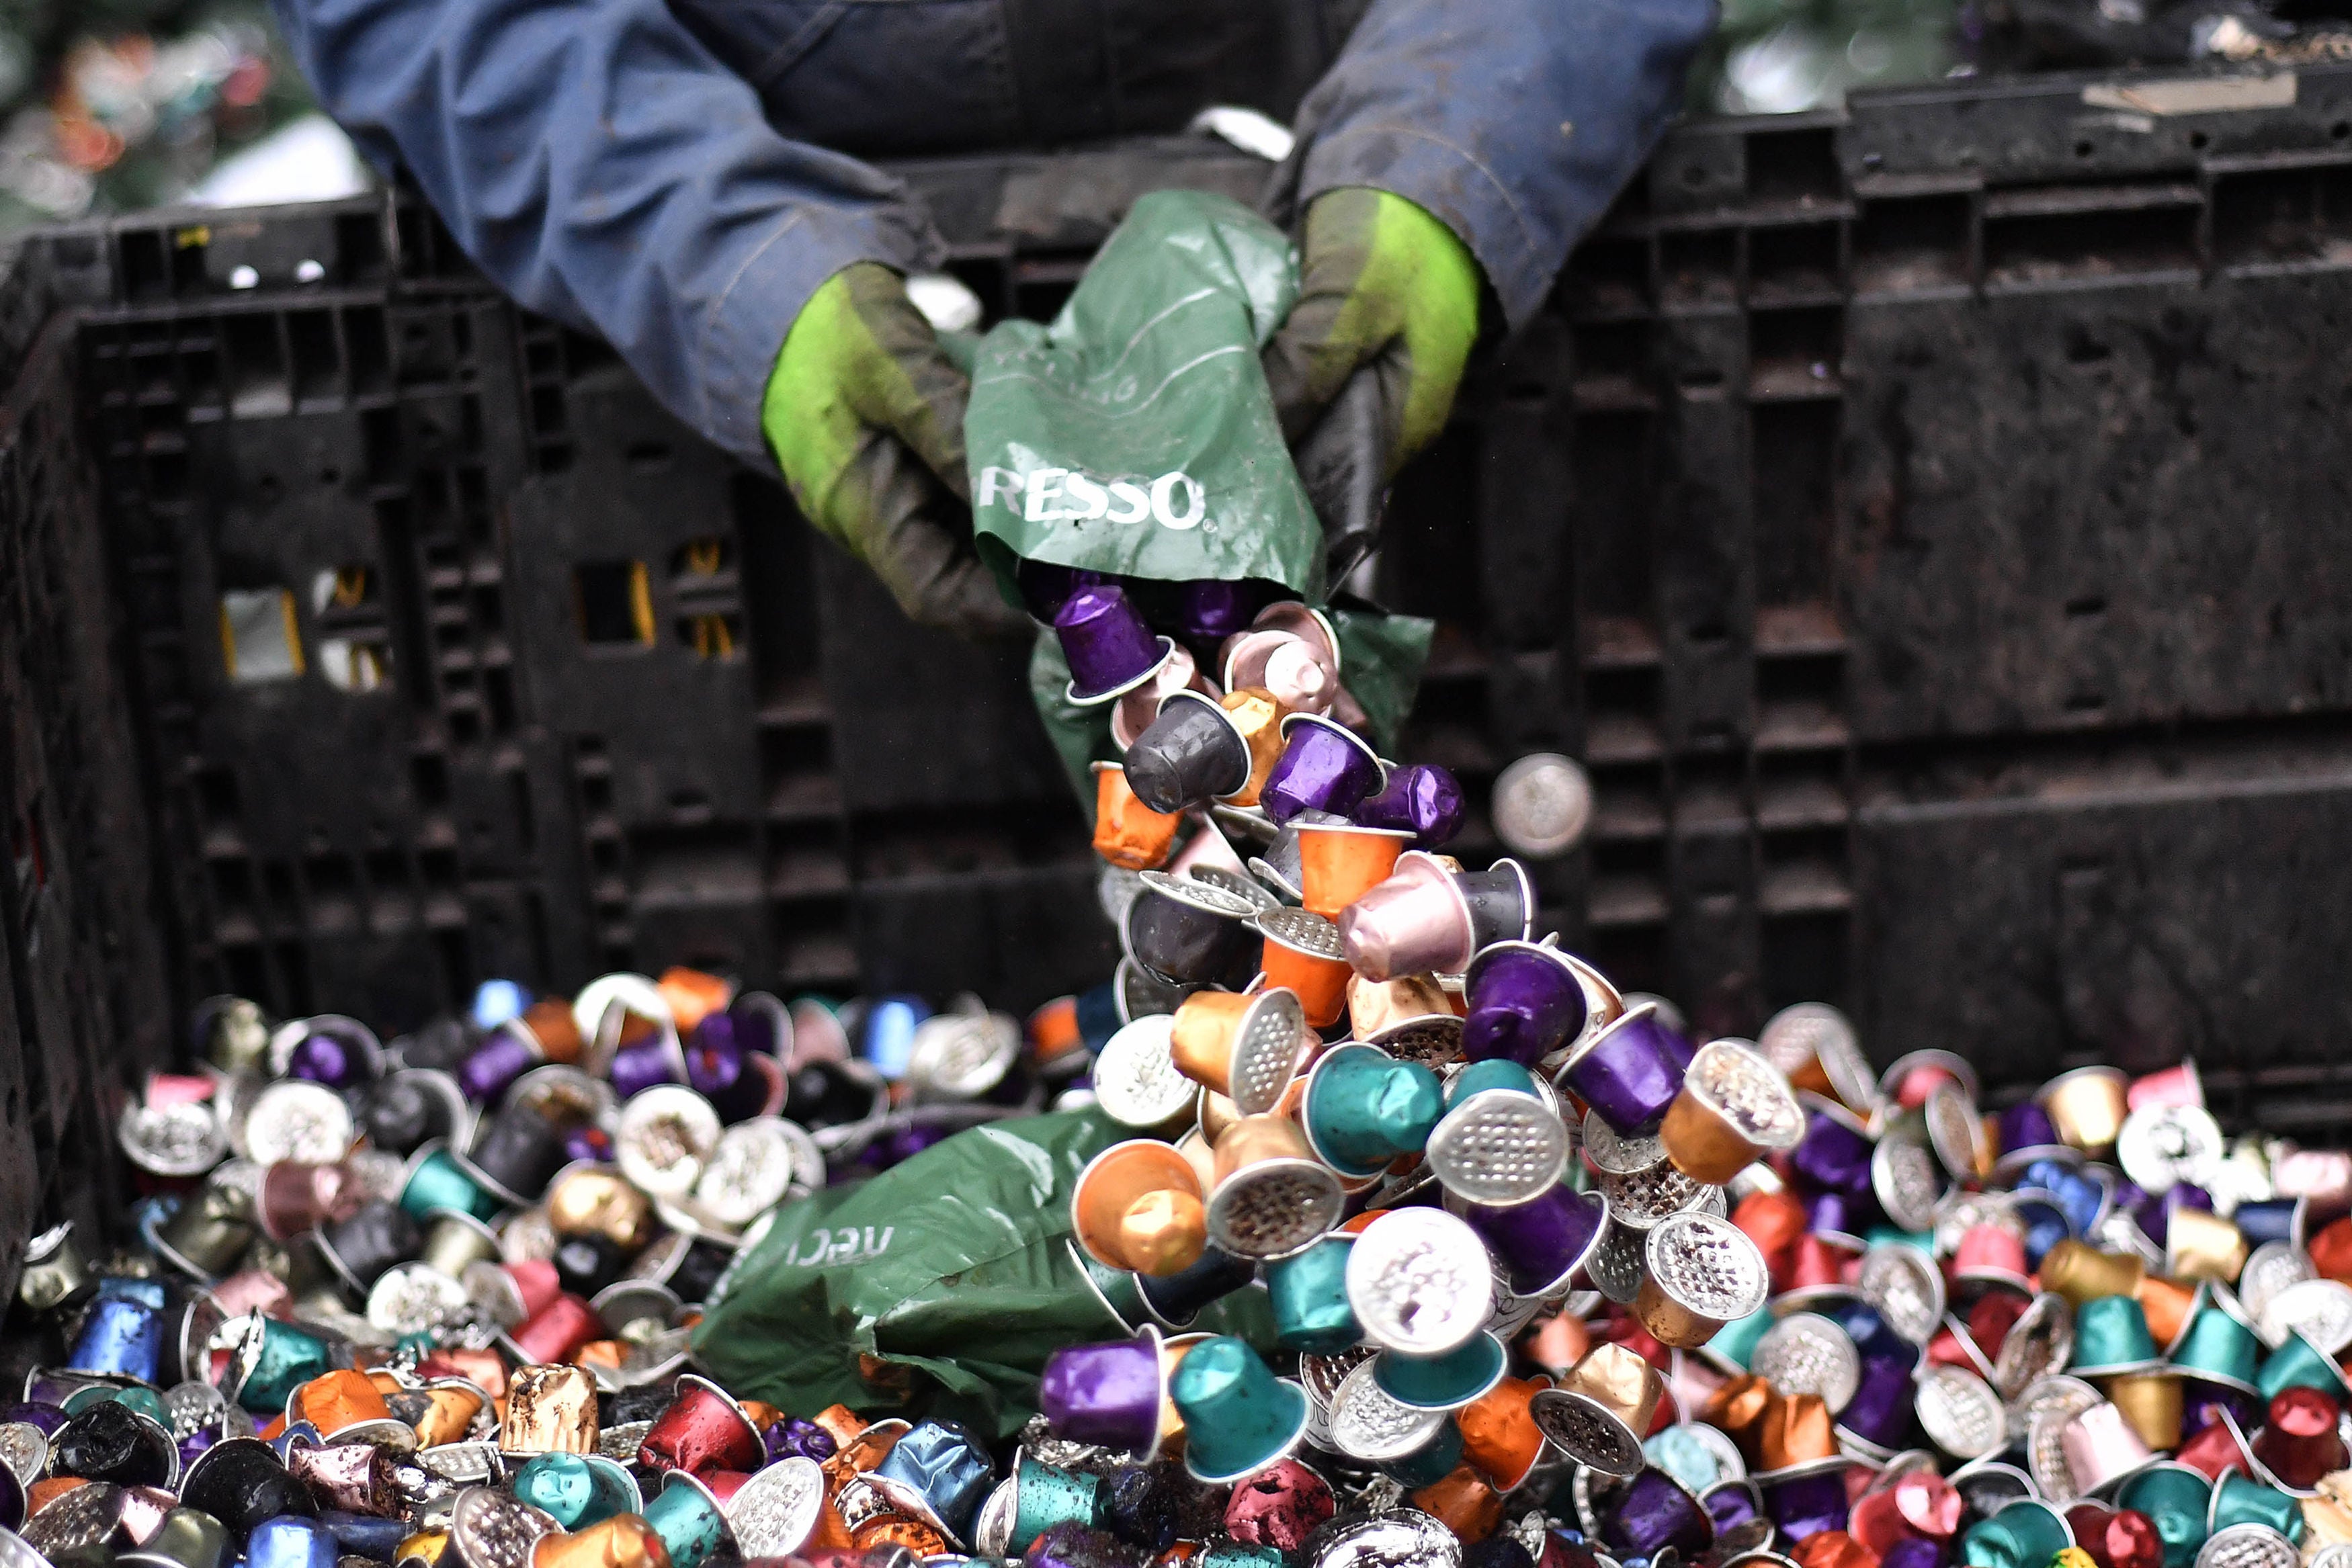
[[180, 1437, 314, 1539], [48, 1402, 175, 1489]]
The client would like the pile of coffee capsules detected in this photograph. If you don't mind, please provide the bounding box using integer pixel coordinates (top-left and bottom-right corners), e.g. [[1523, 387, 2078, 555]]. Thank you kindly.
[[16, 580, 2352, 1568]]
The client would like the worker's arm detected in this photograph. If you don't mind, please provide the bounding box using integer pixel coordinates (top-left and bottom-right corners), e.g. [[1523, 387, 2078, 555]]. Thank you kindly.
[[271, 0, 1020, 633], [1263, 0, 1718, 468], [267, 0, 941, 472]]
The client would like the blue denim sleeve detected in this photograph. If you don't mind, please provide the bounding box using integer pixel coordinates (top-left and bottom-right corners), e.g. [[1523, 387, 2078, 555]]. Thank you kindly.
[[1282, 0, 1719, 326], [269, 0, 946, 466]]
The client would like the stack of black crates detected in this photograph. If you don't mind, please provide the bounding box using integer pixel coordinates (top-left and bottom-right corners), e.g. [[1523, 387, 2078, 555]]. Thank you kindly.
[[7, 64, 2352, 1274]]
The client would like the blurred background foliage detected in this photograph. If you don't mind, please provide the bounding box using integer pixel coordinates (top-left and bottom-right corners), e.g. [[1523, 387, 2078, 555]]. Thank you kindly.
[[14, 0, 2215, 233]]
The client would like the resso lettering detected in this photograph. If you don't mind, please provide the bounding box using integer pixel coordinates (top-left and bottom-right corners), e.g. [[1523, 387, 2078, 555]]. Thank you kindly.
[[979, 466, 1206, 531]]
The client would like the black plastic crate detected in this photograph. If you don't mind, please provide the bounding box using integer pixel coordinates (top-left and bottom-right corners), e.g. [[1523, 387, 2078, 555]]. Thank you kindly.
[[4, 66, 2352, 1242]]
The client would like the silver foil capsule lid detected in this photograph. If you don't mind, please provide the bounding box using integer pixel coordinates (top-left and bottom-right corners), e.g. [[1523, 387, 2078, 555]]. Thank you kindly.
[[1207, 1159, 1343, 1262], [614, 1085, 722, 1199], [1305, 1510, 1464, 1568], [1872, 1135, 1947, 1235], [2257, 1276, 2352, 1354], [1583, 1110, 1665, 1178], [1757, 1002, 1876, 1116], [366, 1262, 470, 1338], [1643, 1212, 1770, 1324], [1858, 1244, 1946, 1345], [1224, 988, 1308, 1117], [1345, 1209, 1494, 1356], [2196, 1526, 2299, 1568], [118, 1096, 230, 1178], [2117, 1104, 2226, 1194], [723, 1454, 824, 1558], [450, 1486, 557, 1568], [1093, 1014, 1198, 1130], [1926, 1080, 1989, 1182], [1491, 752, 1593, 859], [1994, 1293, 2074, 1403], [692, 1117, 813, 1228], [241, 1080, 354, 1166], [1527, 1386, 1645, 1478], [1425, 1089, 1569, 1207], [1749, 1313, 1861, 1411], [1599, 1157, 1714, 1233], [2238, 1241, 2313, 1328], [1916, 1365, 2007, 1458], [1327, 1359, 1448, 1462]]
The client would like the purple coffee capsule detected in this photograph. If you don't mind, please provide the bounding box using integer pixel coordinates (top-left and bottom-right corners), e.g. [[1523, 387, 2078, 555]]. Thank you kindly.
[[683, 1014, 766, 1123], [1355, 763, 1466, 848], [458, 1029, 542, 1104], [1601, 1469, 1716, 1561], [1763, 1462, 1853, 1542], [609, 1041, 679, 1100], [1463, 1183, 1607, 1295], [1176, 579, 1257, 643], [1556, 1001, 1685, 1137], [1790, 1105, 1878, 1196], [1058, 586, 1175, 706], [1261, 714, 1384, 826], [1462, 943, 1589, 1067], [1836, 1352, 1917, 1448], [1016, 560, 1107, 623]]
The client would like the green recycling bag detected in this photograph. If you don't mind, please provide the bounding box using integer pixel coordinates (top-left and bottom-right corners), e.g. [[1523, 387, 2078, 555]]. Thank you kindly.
[[964, 189, 1321, 603], [689, 1110, 1271, 1436], [964, 188, 1436, 808]]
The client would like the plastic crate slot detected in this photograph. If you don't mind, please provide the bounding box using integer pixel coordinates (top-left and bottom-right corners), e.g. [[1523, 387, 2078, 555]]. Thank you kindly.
[[1747, 126, 1839, 203], [573, 560, 655, 648], [1762, 910, 1846, 1011], [1853, 194, 1971, 293], [1562, 236, 1651, 318], [222, 313, 290, 419], [1755, 652, 1846, 752], [288, 310, 341, 408], [1747, 306, 1840, 402], [1660, 229, 1740, 306], [1570, 411, 1654, 617], [1749, 222, 1842, 304], [2212, 164, 2352, 266], [1984, 199, 2199, 285], [218, 587, 304, 683], [1756, 758, 1847, 832], [1591, 764, 1667, 841]]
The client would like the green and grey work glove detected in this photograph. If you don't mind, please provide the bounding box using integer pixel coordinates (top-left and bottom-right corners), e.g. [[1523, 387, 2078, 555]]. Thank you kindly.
[[763, 263, 1025, 638], [1261, 187, 1484, 480]]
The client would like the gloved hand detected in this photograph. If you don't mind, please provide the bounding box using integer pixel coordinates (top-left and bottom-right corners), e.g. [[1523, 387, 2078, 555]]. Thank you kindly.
[[763, 263, 1025, 638], [1262, 187, 1484, 479]]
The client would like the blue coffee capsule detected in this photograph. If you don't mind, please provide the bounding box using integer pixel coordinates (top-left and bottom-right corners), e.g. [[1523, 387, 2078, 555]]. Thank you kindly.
[[95, 1278, 169, 1311], [862, 996, 930, 1080], [1007, 1454, 1105, 1555], [1372, 1332, 1509, 1411], [642, 1471, 734, 1568], [319, 1512, 410, 1561], [1264, 1236, 1360, 1354], [510, 1452, 642, 1530], [1385, 1418, 1466, 1489], [1298, 1045, 1443, 1181], [233, 1318, 335, 1414], [1137, 1243, 1257, 1330], [245, 1516, 337, 1568], [69, 1297, 163, 1384], [873, 1420, 995, 1541], [470, 980, 530, 1031], [2236, 1198, 2307, 1249]]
